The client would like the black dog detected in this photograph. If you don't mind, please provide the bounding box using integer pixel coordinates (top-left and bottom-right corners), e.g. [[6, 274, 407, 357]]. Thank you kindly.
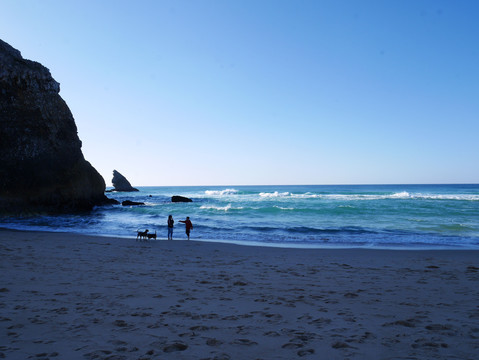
[[136, 229, 149, 241], [147, 231, 157, 240]]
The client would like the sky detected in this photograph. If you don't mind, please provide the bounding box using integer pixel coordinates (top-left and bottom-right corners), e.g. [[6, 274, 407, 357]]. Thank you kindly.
[[1, 0, 478, 186]]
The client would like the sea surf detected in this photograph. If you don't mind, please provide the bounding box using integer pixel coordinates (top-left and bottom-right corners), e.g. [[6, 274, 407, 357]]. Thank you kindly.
[[1, 184, 478, 249]]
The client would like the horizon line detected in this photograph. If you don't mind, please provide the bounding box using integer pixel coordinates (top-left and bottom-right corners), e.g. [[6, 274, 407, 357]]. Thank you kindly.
[[106, 183, 479, 188]]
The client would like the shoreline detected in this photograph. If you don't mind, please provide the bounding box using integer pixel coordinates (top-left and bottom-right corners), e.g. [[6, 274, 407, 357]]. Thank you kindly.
[[1, 229, 479, 359], [2, 227, 478, 251]]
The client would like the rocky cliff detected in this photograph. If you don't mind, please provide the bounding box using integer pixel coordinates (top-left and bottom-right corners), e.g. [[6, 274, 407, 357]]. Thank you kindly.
[[0, 39, 113, 213]]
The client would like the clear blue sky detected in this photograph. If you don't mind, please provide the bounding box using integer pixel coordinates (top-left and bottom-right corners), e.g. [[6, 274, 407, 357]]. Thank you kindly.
[[1, 0, 478, 186]]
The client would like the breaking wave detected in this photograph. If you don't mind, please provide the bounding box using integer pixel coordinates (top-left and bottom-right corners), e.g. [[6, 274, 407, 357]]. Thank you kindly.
[[259, 191, 291, 198], [205, 189, 239, 196], [200, 204, 244, 211]]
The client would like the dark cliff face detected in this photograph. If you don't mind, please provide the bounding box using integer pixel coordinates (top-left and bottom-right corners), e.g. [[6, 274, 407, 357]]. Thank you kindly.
[[0, 39, 110, 213]]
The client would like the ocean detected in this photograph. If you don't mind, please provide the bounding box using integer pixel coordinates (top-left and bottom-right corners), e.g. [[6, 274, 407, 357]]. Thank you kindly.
[[1, 184, 479, 249]]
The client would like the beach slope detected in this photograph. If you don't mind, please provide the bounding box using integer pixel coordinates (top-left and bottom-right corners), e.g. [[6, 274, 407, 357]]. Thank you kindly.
[[1, 230, 478, 359]]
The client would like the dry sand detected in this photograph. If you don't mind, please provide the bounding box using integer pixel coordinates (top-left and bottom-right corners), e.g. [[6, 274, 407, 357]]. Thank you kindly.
[[1, 229, 478, 359]]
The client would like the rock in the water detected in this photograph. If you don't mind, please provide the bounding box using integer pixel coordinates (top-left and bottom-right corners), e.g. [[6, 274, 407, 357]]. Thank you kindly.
[[171, 195, 193, 203], [122, 200, 145, 206], [0, 39, 113, 214], [112, 170, 139, 192]]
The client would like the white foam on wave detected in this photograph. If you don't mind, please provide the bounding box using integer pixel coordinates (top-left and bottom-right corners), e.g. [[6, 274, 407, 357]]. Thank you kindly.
[[205, 189, 239, 196], [273, 205, 295, 210], [291, 193, 322, 199], [325, 193, 410, 200], [390, 191, 411, 198], [313, 192, 479, 201], [258, 191, 415, 200], [259, 191, 291, 198], [413, 194, 479, 201], [200, 204, 243, 211]]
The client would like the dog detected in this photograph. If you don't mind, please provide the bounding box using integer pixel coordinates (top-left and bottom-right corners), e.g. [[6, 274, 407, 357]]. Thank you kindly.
[[136, 229, 149, 241], [147, 231, 157, 240]]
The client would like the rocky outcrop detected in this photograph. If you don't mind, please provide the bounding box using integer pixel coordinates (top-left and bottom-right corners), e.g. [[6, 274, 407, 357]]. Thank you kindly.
[[0, 39, 114, 213], [122, 200, 145, 206], [112, 170, 139, 192], [171, 195, 193, 203]]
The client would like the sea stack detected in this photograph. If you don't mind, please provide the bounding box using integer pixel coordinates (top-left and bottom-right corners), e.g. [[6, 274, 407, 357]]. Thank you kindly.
[[111, 170, 139, 192], [0, 39, 113, 213]]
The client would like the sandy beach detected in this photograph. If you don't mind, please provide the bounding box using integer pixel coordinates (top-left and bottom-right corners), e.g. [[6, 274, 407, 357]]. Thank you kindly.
[[1, 229, 478, 359]]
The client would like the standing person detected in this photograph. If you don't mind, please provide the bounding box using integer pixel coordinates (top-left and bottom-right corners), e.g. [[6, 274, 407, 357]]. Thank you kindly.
[[167, 215, 174, 240], [179, 216, 193, 240]]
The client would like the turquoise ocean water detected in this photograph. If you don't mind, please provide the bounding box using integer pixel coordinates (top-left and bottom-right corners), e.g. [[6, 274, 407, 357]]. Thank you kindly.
[[1, 184, 479, 249]]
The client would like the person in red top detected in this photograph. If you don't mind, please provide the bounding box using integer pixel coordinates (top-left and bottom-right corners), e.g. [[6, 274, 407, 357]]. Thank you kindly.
[[179, 217, 193, 240]]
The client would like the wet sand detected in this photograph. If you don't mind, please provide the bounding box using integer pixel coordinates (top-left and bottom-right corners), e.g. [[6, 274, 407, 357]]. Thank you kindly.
[[1, 229, 478, 359]]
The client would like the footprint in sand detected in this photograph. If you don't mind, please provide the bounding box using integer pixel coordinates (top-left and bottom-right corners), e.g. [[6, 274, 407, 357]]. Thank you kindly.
[[163, 342, 188, 352], [332, 341, 355, 349], [425, 323, 454, 333], [297, 349, 315, 357], [382, 319, 417, 328], [206, 338, 223, 346], [411, 338, 448, 349], [344, 292, 359, 298], [232, 339, 258, 346], [282, 342, 304, 349], [113, 319, 130, 328], [84, 350, 113, 359]]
